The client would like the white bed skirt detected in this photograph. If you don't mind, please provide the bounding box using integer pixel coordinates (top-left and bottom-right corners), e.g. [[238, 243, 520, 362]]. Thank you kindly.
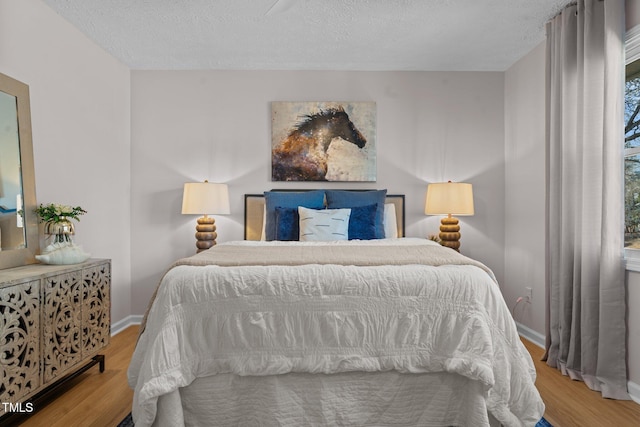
[[153, 370, 497, 427]]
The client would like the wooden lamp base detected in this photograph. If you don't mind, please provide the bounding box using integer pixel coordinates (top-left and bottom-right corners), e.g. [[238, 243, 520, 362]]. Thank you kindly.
[[439, 216, 461, 251], [194, 216, 217, 252]]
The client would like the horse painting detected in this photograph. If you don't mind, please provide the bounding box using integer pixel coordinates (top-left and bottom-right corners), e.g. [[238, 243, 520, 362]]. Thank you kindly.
[[272, 106, 369, 181]]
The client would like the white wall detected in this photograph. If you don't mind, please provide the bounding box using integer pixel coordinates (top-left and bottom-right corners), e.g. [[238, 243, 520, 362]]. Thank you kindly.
[[0, 0, 132, 324], [504, 43, 547, 338], [130, 70, 505, 314]]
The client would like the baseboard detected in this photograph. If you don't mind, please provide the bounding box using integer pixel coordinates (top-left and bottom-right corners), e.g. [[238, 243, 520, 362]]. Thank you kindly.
[[516, 322, 545, 348], [629, 380, 640, 404], [111, 314, 143, 336]]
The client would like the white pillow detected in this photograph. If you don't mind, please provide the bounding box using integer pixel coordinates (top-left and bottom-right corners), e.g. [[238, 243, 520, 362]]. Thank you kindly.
[[383, 203, 398, 238], [299, 207, 351, 241]]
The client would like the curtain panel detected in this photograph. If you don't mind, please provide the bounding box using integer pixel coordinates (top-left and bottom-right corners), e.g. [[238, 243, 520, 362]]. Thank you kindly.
[[545, 0, 628, 399]]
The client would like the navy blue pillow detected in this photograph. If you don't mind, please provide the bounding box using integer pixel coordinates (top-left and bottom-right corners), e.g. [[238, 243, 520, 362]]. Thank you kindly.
[[325, 190, 387, 239], [275, 206, 299, 241], [348, 204, 378, 240], [264, 190, 325, 241]]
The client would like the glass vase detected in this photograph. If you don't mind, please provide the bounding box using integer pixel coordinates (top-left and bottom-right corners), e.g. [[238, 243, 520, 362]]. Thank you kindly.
[[44, 218, 75, 244]]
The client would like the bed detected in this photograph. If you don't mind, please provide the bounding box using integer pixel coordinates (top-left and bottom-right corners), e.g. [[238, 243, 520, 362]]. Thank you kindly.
[[128, 190, 544, 427]]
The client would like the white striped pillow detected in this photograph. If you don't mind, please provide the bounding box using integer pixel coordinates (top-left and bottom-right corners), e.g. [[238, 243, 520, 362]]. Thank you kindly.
[[298, 207, 351, 241]]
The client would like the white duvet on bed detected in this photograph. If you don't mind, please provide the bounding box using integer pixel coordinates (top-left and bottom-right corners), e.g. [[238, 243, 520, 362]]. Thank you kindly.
[[128, 239, 543, 427]]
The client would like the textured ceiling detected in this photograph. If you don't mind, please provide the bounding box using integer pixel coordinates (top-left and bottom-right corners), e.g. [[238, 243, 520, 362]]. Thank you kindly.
[[41, 0, 573, 71]]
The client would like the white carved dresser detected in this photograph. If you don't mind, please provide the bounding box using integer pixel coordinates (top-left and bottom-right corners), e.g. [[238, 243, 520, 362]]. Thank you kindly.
[[0, 259, 110, 419]]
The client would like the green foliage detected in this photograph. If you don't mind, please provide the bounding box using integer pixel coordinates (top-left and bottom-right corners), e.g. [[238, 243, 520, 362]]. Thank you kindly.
[[35, 203, 87, 223]]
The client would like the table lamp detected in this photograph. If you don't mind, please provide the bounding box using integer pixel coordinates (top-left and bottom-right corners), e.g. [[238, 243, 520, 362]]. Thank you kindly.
[[425, 181, 474, 251], [181, 181, 230, 252]]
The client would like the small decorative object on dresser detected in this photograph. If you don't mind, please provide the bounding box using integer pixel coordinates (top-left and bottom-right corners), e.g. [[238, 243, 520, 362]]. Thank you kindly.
[[0, 259, 111, 424], [34, 203, 90, 264]]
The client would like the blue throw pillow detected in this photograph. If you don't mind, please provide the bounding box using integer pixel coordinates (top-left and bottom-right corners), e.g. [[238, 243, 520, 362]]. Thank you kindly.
[[348, 204, 378, 240], [275, 206, 299, 241], [264, 190, 325, 241], [325, 190, 387, 238]]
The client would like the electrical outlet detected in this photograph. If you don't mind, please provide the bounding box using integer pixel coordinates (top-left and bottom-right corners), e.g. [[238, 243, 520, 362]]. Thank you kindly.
[[525, 287, 533, 303]]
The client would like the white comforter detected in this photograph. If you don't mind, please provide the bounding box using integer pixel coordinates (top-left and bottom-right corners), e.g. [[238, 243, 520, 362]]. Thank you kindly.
[[128, 239, 544, 427]]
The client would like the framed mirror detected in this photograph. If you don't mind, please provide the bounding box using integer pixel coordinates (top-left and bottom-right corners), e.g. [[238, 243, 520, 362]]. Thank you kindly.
[[0, 72, 38, 270]]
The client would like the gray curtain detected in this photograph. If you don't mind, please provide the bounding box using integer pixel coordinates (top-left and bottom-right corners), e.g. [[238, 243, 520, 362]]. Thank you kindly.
[[545, 0, 629, 399]]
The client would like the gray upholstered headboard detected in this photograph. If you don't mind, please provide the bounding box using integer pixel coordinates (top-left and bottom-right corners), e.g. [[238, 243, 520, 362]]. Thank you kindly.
[[244, 190, 405, 240]]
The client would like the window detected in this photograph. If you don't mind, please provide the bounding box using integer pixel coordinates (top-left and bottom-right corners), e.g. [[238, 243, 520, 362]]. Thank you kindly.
[[625, 60, 640, 249], [625, 25, 640, 267]]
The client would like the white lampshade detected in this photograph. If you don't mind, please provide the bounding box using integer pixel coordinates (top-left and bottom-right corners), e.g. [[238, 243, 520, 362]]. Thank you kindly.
[[425, 182, 474, 216], [181, 181, 230, 215]]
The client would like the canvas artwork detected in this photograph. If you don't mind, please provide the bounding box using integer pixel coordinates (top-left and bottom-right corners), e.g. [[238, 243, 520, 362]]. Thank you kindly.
[[271, 101, 376, 181]]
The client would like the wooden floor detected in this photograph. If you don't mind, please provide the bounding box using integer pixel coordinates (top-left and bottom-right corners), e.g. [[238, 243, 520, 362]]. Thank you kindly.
[[522, 339, 640, 427], [14, 326, 138, 427], [10, 325, 640, 427]]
